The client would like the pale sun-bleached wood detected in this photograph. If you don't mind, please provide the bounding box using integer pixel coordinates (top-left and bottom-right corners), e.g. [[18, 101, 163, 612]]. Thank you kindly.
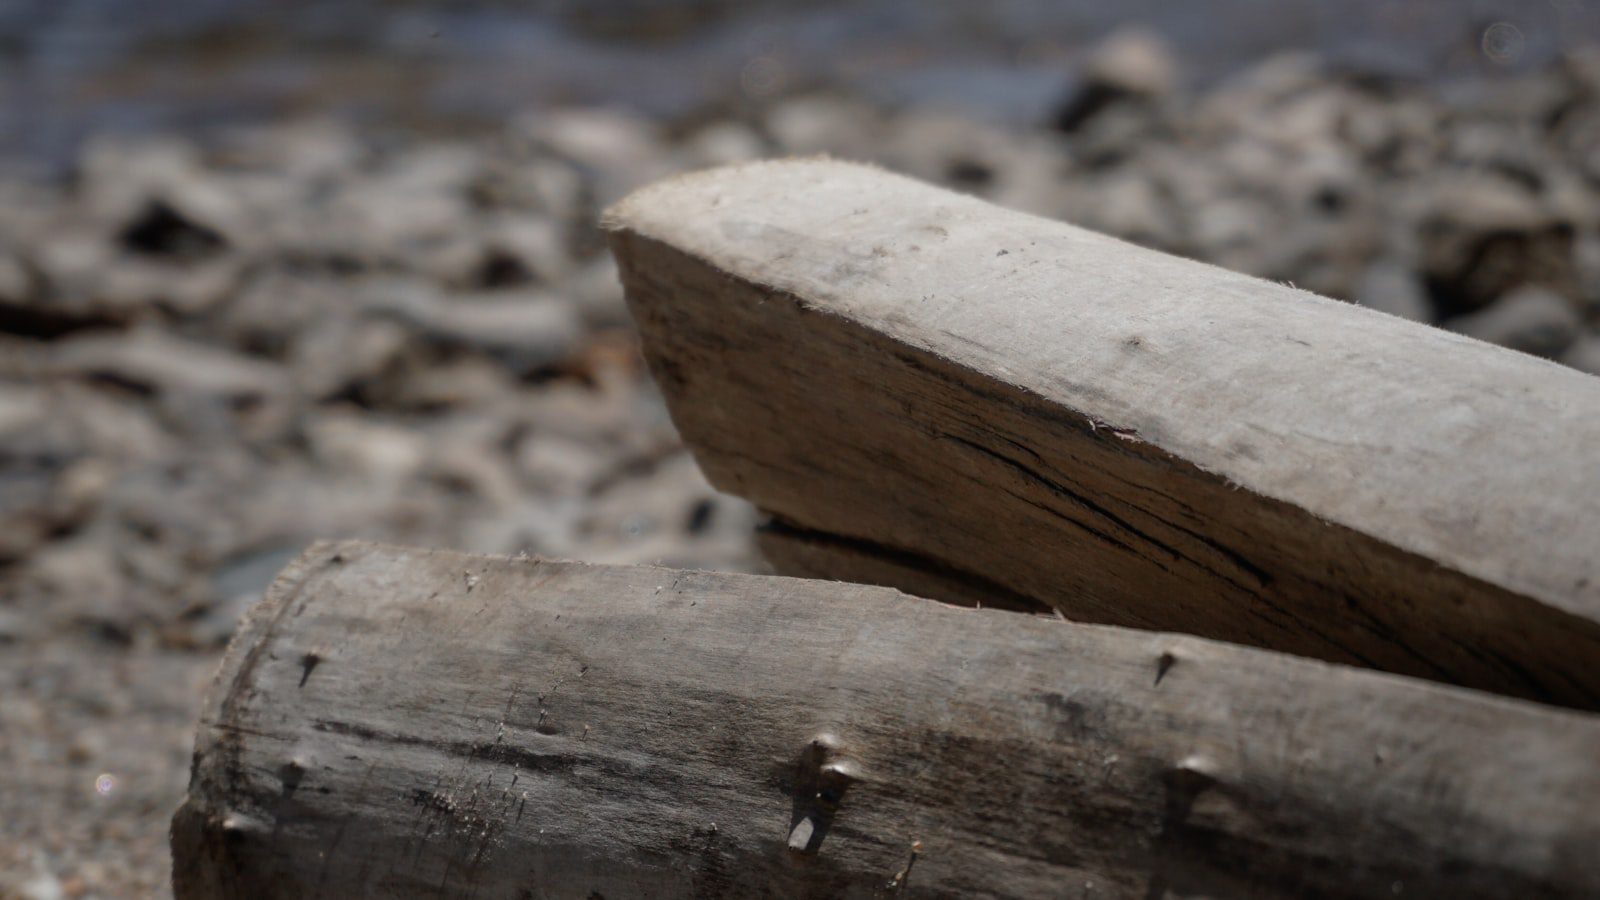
[[605, 159, 1600, 708]]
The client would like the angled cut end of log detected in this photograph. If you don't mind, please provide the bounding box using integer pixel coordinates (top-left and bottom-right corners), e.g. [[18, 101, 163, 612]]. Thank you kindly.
[[172, 542, 1600, 898], [605, 158, 1600, 709]]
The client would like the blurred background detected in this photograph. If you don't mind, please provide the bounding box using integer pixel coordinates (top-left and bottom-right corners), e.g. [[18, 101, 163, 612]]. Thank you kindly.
[[3, 2, 1600, 895]]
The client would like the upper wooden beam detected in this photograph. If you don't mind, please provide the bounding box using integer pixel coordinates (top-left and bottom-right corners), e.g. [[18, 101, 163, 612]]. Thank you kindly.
[[606, 159, 1600, 708]]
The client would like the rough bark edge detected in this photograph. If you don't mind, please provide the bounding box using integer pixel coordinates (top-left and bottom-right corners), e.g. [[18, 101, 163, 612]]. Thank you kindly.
[[170, 540, 347, 898]]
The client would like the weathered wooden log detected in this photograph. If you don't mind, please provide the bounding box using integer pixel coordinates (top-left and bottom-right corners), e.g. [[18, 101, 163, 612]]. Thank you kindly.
[[605, 159, 1600, 708], [172, 541, 1600, 898]]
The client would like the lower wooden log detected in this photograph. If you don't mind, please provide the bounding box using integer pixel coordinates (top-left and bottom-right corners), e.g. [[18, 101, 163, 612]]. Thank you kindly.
[[172, 541, 1600, 898]]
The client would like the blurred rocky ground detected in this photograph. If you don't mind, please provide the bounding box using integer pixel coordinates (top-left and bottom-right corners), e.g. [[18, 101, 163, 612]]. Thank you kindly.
[[4, 30, 1600, 896], [10, 0, 1595, 169]]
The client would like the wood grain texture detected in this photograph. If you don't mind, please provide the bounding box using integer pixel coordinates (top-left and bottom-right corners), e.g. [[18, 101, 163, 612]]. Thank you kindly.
[[170, 541, 1600, 898], [605, 159, 1600, 708]]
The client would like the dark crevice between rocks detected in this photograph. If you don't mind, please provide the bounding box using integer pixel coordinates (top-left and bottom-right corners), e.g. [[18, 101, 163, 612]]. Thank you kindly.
[[0, 302, 122, 340], [119, 199, 228, 260]]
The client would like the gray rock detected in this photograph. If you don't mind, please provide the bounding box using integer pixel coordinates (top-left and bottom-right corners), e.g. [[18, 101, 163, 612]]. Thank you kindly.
[[1574, 231, 1600, 312], [305, 412, 428, 482], [1085, 28, 1179, 98], [0, 607, 32, 644], [1448, 286, 1582, 357], [476, 213, 573, 285], [882, 112, 994, 184], [573, 451, 760, 571], [519, 108, 672, 204], [515, 433, 603, 495], [681, 121, 768, 167], [29, 229, 147, 326], [95, 256, 242, 318], [765, 95, 885, 159], [563, 255, 629, 327], [1414, 173, 1576, 313], [385, 356, 519, 410], [396, 292, 583, 374], [1073, 171, 1177, 250], [1055, 29, 1178, 132], [0, 253, 32, 304], [50, 328, 289, 402], [20, 538, 137, 639], [468, 157, 587, 221], [1560, 335, 1600, 377], [1355, 261, 1433, 322], [288, 316, 410, 401], [183, 589, 262, 647]]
